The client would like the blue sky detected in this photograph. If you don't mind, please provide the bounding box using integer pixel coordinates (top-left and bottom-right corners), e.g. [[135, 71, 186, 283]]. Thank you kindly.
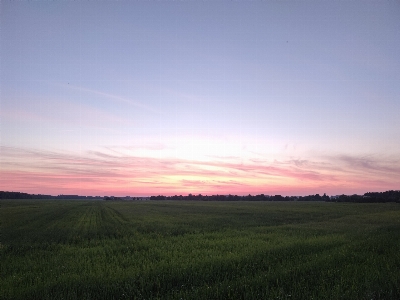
[[1, 1, 400, 196]]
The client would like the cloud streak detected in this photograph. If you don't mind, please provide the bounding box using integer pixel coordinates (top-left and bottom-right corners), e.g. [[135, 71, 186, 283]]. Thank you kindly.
[[1, 146, 399, 196], [60, 84, 161, 115], [1, 96, 133, 130], [335, 154, 400, 175]]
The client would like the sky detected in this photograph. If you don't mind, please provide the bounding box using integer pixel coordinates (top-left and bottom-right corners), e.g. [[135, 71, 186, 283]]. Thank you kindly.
[[1, 1, 400, 197]]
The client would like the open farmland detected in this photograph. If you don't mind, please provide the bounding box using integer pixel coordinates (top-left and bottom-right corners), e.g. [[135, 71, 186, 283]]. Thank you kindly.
[[1, 200, 399, 299]]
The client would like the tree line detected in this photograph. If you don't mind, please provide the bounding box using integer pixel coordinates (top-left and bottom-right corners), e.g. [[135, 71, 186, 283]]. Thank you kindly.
[[0, 191, 100, 200], [150, 191, 400, 203], [1, 190, 400, 203]]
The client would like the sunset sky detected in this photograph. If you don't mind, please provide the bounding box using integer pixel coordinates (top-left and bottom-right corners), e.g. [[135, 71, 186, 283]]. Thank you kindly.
[[1, 1, 400, 196]]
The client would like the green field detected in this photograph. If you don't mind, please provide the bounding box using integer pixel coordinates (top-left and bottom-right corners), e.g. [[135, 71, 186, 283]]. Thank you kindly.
[[1, 200, 399, 299]]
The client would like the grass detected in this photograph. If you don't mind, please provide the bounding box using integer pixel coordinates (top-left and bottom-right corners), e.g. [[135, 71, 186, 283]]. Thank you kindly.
[[1, 200, 399, 299]]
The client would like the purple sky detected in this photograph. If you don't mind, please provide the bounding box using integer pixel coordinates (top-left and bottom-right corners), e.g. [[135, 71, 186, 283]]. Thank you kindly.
[[1, 1, 400, 196]]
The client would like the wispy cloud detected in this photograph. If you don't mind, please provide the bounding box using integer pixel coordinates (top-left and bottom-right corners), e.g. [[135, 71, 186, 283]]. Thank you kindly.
[[1, 146, 399, 196], [334, 154, 400, 175], [107, 143, 170, 152], [0, 108, 44, 123], [60, 83, 161, 115], [1, 96, 133, 129]]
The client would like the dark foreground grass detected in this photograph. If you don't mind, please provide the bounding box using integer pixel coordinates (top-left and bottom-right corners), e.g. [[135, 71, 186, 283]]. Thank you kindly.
[[1, 200, 399, 299]]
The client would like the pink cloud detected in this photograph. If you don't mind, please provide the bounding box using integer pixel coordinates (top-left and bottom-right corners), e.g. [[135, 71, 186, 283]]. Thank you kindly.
[[1, 146, 399, 196], [2, 96, 133, 129], [0, 108, 44, 123]]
